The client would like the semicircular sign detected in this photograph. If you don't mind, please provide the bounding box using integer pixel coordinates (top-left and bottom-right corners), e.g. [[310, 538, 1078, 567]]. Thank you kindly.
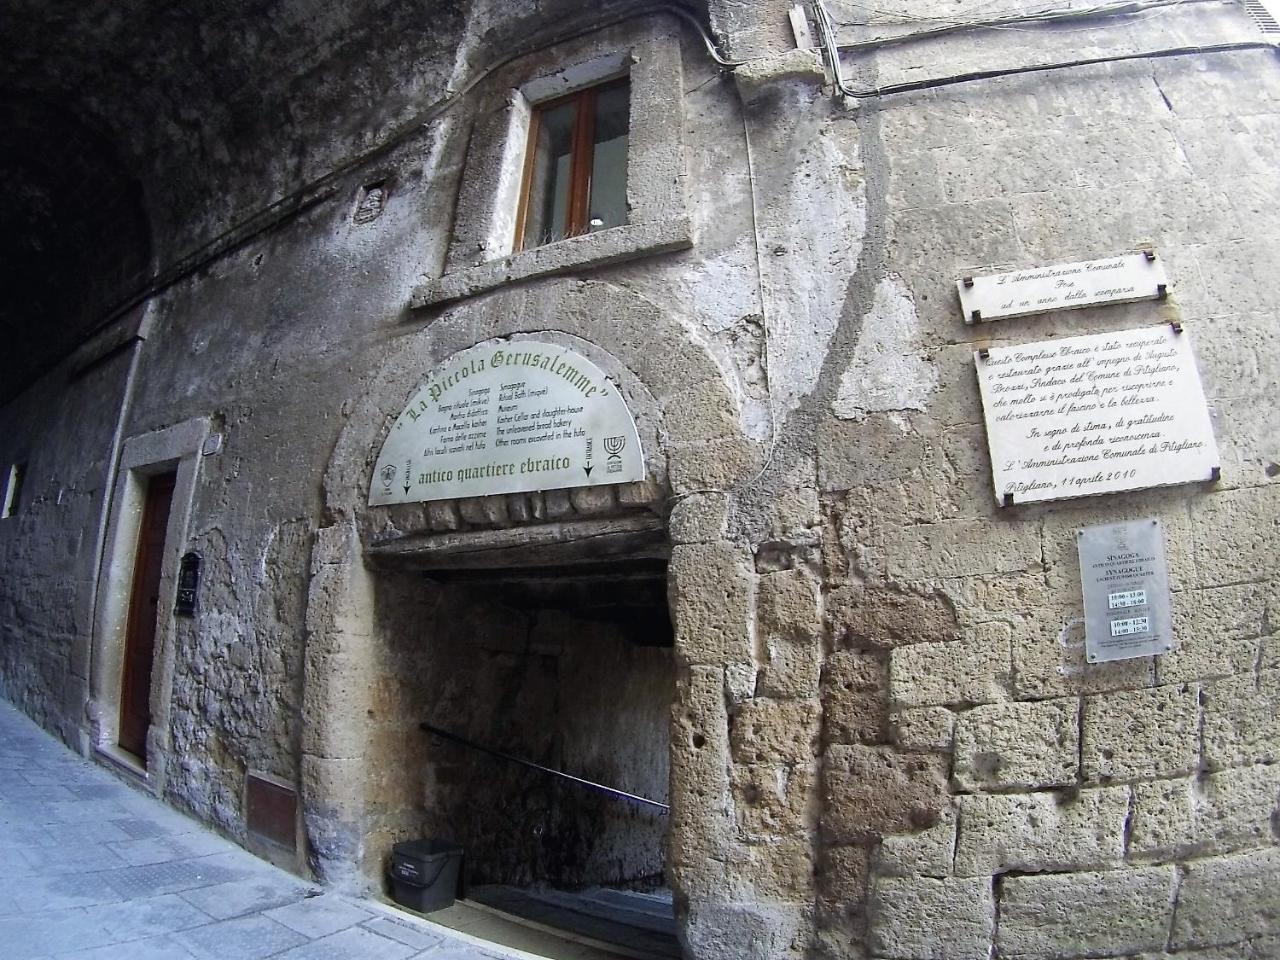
[[370, 340, 645, 505]]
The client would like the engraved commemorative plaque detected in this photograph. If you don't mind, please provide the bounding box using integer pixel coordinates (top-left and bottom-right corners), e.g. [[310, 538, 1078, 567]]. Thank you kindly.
[[369, 341, 645, 505], [957, 252, 1168, 324], [1078, 519, 1173, 663], [974, 325, 1219, 505]]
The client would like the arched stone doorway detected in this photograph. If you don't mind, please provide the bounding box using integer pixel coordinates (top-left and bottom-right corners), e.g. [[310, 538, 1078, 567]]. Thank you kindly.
[[303, 278, 762, 956]]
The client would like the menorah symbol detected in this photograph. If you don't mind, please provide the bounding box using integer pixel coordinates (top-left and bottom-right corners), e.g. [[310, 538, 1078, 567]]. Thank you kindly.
[[603, 436, 626, 460]]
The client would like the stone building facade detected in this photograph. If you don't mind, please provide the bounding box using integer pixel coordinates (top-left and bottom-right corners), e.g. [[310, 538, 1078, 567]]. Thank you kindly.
[[1, 1, 1278, 957]]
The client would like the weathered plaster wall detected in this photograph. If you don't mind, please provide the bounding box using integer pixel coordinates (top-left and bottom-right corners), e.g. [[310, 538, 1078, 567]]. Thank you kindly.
[[1, 2, 1278, 959]]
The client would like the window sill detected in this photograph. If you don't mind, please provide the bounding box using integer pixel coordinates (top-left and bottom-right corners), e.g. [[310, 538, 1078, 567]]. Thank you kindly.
[[410, 216, 692, 309]]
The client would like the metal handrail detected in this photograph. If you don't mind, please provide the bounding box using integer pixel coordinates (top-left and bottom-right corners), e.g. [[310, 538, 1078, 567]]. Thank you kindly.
[[419, 721, 670, 814]]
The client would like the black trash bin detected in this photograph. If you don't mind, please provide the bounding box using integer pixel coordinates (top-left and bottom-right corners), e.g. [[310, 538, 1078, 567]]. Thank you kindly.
[[388, 839, 464, 913]]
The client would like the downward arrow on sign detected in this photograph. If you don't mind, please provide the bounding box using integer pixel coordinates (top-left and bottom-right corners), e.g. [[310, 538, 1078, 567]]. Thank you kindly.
[[403, 485, 411, 494], [584, 465, 594, 477]]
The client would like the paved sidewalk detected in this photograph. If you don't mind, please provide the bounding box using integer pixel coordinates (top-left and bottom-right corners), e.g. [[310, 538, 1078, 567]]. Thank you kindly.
[[0, 697, 526, 960]]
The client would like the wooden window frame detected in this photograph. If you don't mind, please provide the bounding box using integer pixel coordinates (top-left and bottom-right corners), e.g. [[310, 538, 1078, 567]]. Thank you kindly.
[[514, 76, 628, 252], [412, 27, 690, 308]]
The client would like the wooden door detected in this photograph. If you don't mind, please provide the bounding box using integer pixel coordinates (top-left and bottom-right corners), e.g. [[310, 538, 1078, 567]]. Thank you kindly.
[[118, 471, 176, 762]]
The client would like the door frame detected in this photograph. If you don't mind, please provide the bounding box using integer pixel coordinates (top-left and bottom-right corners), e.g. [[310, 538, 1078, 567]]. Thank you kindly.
[[116, 469, 177, 762], [90, 417, 209, 789]]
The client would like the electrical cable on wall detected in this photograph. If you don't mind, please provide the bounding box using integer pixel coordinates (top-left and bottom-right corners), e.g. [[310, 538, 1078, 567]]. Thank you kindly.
[[812, 0, 1277, 100], [831, 0, 1212, 38], [660, 95, 788, 507], [839, 39, 1277, 98]]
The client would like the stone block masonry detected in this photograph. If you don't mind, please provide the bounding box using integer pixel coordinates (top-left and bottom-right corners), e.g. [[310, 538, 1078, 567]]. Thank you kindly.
[[1201, 669, 1280, 768], [669, 541, 756, 667], [1171, 847, 1280, 949], [890, 621, 1012, 708], [875, 804, 957, 878], [998, 867, 1177, 958], [821, 745, 950, 845], [1129, 764, 1280, 861], [2, 1, 1280, 959], [823, 650, 888, 744], [952, 699, 1079, 791], [869, 876, 994, 960], [953, 787, 1129, 877], [1081, 683, 1201, 782]]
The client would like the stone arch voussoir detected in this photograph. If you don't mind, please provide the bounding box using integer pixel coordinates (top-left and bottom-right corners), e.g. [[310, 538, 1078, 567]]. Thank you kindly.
[[321, 278, 753, 523]]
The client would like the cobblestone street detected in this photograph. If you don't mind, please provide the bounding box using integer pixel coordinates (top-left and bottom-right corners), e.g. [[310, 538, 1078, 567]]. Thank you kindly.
[[0, 698, 523, 960]]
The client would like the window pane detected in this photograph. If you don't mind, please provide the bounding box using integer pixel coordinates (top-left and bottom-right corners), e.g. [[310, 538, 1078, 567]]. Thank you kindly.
[[523, 99, 577, 248], [588, 81, 629, 232]]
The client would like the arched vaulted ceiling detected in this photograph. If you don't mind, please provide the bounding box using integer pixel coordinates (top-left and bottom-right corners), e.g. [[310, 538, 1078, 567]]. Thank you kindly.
[[0, 0, 719, 400], [0, 0, 474, 400], [0, 98, 151, 397]]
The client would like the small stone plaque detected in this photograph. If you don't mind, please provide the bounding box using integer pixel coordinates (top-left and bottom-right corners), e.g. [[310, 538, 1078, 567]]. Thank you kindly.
[[1078, 519, 1173, 663], [974, 325, 1219, 504], [957, 252, 1167, 324]]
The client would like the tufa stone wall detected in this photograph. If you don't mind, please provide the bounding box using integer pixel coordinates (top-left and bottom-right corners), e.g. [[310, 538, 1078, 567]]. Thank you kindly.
[[0, 314, 149, 751], [0, 2, 1277, 959]]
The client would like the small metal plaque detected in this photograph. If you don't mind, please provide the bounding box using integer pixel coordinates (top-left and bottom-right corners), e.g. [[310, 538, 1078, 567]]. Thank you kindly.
[[1078, 519, 1172, 663], [175, 552, 201, 617]]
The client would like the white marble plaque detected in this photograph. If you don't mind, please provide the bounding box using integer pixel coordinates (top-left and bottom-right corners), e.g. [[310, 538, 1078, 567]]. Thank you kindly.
[[1078, 519, 1174, 663], [370, 341, 644, 505], [957, 252, 1167, 323], [975, 325, 1219, 504]]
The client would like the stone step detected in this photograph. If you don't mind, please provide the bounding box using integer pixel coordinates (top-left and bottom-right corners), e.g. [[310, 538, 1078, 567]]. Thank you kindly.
[[467, 884, 680, 959]]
